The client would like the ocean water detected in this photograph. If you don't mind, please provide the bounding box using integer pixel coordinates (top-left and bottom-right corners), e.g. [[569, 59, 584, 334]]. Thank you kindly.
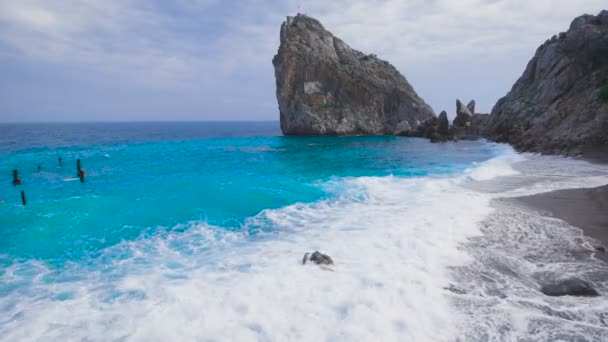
[[1, 122, 607, 341]]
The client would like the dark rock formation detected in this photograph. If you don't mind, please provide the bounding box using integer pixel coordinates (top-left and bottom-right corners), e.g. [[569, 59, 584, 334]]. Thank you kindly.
[[470, 113, 490, 136], [273, 14, 434, 136], [486, 10, 608, 155], [452, 99, 490, 139], [437, 111, 450, 136], [453, 99, 473, 127], [430, 111, 453, 142], [541, 277, 600, 297], [302, 251, 334, 265], [467, 100, 476, 115], [414, 112, 452, 142], [415, 116, 438, 138]]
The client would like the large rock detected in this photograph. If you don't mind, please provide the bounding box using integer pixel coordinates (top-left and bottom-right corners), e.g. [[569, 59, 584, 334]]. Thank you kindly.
[[273, 14, 435, 136], [467, 100, 476, 115], [414, 110, 453, 142], [454, 99, 474, 127], [437, 111, 450, 136], [302, 251, 334, 265], [485, 10, 608, 155], [541, 277, 600, 297], [453, 99, 489, 139]]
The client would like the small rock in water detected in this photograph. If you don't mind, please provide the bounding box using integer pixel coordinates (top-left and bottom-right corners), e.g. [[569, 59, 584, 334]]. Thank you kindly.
[[302, 251, 333, 265], [541, 277, 599, 297]]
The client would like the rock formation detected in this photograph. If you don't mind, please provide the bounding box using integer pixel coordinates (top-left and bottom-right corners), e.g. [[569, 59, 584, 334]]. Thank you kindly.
[[485, 10, 608, 155], [415, 112, 450, 142], [466, 100, 476, 115], [453, 99, 474, 127], [302, 251, 334, 265], [541, 277, 599, 297], [273, 14, 435, 136], [450, 99, 490, 140], [437, 111, 450, 136]]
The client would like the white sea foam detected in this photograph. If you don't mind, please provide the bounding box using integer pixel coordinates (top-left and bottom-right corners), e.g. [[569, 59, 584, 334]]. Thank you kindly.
[[2, 146, 608, 341], [1, 171, 495, 341], [464, 150, 525, 181]]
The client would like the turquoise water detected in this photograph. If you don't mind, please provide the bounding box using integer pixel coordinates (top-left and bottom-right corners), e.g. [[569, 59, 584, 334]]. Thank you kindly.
[[3, 122, 608, 341], [0, 123, 500, 265], [1, 122, 544, 340]]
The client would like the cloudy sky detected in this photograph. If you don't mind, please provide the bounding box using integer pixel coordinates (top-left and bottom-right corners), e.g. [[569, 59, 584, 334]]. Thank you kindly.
[[0, 0, 605, 122]]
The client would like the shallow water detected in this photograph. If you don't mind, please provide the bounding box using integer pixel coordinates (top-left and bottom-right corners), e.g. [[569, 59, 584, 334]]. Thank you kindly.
[[1, 122, 607, 341]]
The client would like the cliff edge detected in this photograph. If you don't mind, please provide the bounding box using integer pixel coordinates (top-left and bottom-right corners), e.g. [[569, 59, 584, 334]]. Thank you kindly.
[[486, 10, 608, 155]]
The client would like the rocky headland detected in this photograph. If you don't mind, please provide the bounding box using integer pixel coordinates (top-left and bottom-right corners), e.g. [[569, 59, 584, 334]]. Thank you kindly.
[[273, 14, 434, 135], [485, 10, 608, 155], [273, 11, 608, 158]]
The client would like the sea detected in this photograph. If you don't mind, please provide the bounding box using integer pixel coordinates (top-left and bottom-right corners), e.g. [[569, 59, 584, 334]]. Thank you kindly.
[[1, 122, 607, 341]]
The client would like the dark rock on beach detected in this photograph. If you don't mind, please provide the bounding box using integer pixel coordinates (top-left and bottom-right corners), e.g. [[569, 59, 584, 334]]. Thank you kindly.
[[485, 10, 608, 155], [541, 277, 600, 297], [302, 251, 334, 265], [273, 14, 434, 136]]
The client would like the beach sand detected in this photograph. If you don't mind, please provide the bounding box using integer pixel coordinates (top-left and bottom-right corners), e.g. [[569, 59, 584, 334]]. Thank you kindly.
[[514, 185, 608, 261]]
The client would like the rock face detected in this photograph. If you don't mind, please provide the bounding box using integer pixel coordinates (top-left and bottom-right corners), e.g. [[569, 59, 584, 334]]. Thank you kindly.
[[466, 100, 476, 115], [437, 111, 450, 136], [541, 278, 599, 297], [452, 99, 490, 139], [273, 14, 435, 136], [486, 10, 608, 154], [302, 251, 334, 265], [415, 113, 449, 142], [453, 99, 474, 127]]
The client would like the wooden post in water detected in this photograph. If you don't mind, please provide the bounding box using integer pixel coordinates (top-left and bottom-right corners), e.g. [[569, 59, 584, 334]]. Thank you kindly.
[[77, 159, 85, 182], [20, 191, 26, 205], [12, 170, 21, 186]]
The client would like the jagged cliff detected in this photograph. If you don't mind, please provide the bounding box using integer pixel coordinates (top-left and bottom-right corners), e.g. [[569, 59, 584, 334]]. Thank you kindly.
[[486, 10, 608, 154], [272, 14, 434, 136]]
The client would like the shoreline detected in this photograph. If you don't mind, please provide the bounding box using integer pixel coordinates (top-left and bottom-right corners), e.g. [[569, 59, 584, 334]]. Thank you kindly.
[[512, 185, 608, 262]]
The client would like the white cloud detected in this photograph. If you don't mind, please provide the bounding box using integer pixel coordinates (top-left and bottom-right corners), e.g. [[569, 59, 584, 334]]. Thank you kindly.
[[0, 0, 605, 115], [292, 0, 606, 62], [0, 0, 215, 87]]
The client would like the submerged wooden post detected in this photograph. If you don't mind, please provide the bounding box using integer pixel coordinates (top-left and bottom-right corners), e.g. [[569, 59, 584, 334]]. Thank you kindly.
[[20, 191, 26, 205], [12, 170, 21, 186], [77, 159, 85, 182]]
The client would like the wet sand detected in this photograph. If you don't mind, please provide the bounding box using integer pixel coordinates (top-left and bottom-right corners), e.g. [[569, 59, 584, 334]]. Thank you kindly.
[[514, 185, 608, 261]]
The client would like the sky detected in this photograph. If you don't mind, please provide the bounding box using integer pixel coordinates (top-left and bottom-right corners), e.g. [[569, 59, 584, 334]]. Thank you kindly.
[[0, 0, 606, 122]]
